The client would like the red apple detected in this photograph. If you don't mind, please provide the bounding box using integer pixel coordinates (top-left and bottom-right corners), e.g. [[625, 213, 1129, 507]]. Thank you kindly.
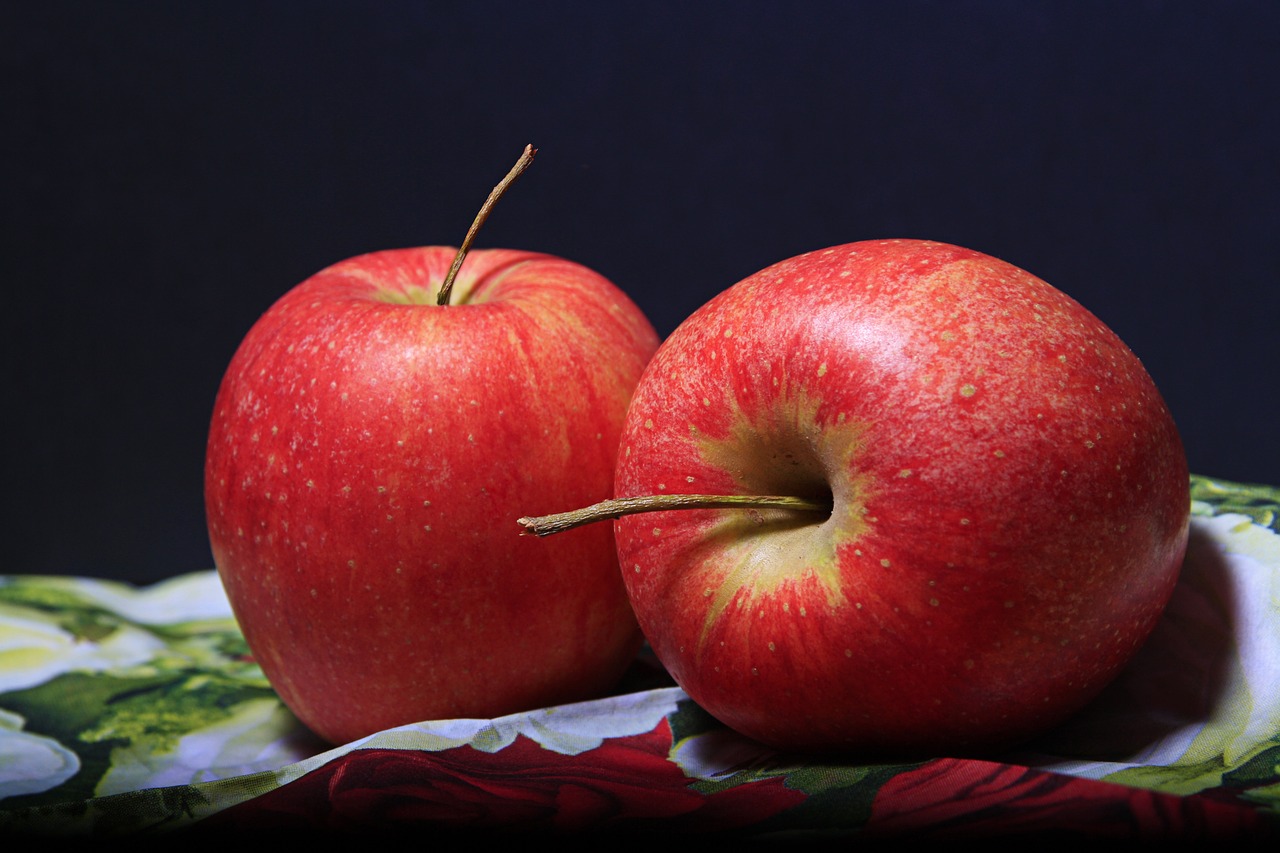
[[204, 150, 660, 745], [524, 238, 1189, 756]]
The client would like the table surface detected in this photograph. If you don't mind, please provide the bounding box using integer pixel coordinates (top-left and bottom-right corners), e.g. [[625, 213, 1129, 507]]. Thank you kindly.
[[2, 473, 1278, 840]]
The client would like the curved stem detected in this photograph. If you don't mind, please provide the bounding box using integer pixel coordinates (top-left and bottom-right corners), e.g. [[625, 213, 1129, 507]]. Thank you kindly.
[[437, 144, 537, 306], [517, 493, 830, 537]]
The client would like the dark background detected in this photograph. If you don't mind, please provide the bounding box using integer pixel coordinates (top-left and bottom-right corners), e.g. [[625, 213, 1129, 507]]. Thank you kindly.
[[4, 1, 1277, 585]]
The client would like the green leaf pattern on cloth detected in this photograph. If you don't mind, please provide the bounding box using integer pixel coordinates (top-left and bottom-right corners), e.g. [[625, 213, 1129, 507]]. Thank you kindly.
[[0, 474, 1277, 838]]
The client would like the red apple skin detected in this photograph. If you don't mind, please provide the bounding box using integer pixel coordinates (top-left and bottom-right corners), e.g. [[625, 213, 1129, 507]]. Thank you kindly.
[[614, 239, 1190, 756], [205, 246, 660, 745]]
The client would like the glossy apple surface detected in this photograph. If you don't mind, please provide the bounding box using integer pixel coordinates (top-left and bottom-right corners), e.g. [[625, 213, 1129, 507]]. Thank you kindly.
[[205, 246, 659, 744], [613, 239, 1190, 756]]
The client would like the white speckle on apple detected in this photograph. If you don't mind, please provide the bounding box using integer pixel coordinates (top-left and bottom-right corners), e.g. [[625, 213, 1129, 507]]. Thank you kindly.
[[880, 558, 891, 568], [959, 383, 977, 397], [818, 363, 827, 377]]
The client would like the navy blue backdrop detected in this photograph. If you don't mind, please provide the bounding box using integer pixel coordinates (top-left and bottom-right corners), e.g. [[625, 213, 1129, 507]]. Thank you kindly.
[[4, 1, 1278, 584]]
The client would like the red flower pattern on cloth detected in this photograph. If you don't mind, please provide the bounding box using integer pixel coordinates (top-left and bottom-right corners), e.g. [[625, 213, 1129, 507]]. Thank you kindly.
[[199, 718, 806, 834], [864, 757, 1272, 839]]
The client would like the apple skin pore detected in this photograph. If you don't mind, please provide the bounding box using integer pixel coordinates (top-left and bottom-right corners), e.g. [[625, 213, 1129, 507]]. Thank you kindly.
[[615, 239, 1190, 757], [205, 247, 660, 745]]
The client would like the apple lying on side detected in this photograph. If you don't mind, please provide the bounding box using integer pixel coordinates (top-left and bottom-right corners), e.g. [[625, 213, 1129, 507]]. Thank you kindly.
[[205, 147, 661, 745], [521, 238, 1190, 756]]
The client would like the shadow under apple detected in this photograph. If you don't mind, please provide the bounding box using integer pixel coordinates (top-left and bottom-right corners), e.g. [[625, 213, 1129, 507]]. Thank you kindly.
[[1012, 518, 1239, 762]]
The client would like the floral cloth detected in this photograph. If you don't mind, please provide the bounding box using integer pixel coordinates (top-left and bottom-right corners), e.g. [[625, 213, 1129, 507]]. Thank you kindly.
[[1, 474, 1278, 840]]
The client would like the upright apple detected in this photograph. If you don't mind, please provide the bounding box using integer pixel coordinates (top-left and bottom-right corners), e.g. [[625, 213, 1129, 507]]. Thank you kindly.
[[522, 238, 1190, 757], [205, 148, 660, 745]]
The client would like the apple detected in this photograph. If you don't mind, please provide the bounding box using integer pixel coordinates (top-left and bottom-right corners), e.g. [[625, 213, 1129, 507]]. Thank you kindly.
[[204, 147, 661, 745], [521, 238, 1190, 757]]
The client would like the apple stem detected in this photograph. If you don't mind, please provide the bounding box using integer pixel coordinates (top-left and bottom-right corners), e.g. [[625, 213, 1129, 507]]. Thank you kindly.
[[517, 493, 830, 537], [437, 144, 538, 307]]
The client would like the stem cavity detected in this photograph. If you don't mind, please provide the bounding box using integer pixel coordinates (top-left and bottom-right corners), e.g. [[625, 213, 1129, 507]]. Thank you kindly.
[[437, 144, 537, 307]]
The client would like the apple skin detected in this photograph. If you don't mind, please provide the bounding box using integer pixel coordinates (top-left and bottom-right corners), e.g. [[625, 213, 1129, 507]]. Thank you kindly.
[[613, 239, 1190, 756], [205, 246, 660, 745]]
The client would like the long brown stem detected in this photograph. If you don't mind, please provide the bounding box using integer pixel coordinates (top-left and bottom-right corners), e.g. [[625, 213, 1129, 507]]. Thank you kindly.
[[437, 144, 537, 306], [517, 493, 830, 537]]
